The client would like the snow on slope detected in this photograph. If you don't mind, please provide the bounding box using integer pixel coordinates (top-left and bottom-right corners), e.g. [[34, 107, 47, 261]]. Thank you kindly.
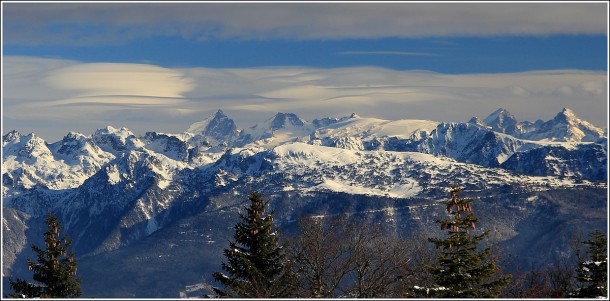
[[92, 126, 145, 154], [186, 109, 239, 144], [313, 115, 439, 140], [2, 107, 606, 206], [312, 178, 421, 198], [273, 142, 360, 165], [522, 108, 606, 142], [268, 140, 601, 200], [476, 107, 606, 143], [3, 131, 115, 192], [268, 142, 573, 199], [272, 143, 422, 198], [236, 112, 314, 148]]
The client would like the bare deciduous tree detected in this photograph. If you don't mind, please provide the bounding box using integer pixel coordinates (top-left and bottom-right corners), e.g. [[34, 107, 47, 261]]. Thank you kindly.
[[287, 215, 352, 298], [288, 215, 414, 298]]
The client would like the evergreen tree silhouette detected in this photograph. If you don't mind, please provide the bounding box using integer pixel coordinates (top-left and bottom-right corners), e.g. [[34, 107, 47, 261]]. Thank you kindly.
[[7, 213, 81, 298], [427, 184, 510, 297], [212, 191, 295, 297]]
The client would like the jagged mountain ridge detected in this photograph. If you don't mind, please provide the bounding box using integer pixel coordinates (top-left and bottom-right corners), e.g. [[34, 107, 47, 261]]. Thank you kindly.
[[186, 109, 239, 145], [2, 107, 607, 297], [2, 108, 606, 207], [472, 107, 606, 142]]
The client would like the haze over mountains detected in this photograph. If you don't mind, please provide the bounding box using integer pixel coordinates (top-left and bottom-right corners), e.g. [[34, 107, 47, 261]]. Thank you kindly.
[[2, 107, 607, 297]]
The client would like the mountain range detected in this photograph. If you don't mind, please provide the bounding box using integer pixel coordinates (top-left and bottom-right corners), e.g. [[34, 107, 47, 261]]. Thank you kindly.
[[2, 107, 607, 297]]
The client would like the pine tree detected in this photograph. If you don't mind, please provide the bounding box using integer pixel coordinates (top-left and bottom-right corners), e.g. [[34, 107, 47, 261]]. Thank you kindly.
[[212, 191, 295, 298], [7, 212, 81, 298], [574, 230, 607, 298], [427, 184, 511, 298]]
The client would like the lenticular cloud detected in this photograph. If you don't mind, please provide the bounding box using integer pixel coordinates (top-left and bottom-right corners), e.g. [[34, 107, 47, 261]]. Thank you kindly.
[[44, 63, 194, 99]]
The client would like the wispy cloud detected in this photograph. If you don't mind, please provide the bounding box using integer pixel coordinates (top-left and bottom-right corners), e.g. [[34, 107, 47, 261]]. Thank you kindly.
[[3, 56, 607, 141], [338, 51, 438, 57], [3, 3, 607, 45]]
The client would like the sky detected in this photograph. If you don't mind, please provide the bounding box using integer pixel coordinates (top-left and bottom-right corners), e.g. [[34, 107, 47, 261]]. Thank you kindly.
[[1, 1, 608, 142]]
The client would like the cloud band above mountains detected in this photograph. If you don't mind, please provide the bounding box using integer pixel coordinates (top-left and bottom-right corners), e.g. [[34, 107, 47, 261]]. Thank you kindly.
[[3, 56, 607, 141]]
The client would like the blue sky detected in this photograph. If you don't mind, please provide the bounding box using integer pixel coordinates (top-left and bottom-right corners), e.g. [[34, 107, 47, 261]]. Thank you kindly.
[[2, 2, 608, 141], [4, 35, 607, 73]]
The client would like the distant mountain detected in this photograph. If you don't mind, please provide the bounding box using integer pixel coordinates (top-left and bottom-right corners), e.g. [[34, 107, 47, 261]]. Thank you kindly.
[[141, 132, 190, 162], [521, 108, 606, 142], [233, 112, 313, 147], [483, 108, 520, 135], [49, 132, 113, 168], [2, 107, 607, 297], [417, 122, 527, 167], [92, 126, 144, 154], [3, 131, 55, 164], [186, 110, 239, 145], [473, 107, 606, 142], [3, 131, 114, 192]]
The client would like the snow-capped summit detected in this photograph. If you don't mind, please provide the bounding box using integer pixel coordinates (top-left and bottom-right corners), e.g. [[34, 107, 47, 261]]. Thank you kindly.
[[483, 108, 519, 134], [186, 110, 239, 144], [2, 130, 22, 147], [92, 126, 144, 153], [52, 132, 92, 156], [2, 131, 109, 191], [49, 132, 114, 167], [468, 117, 486, 127], [141, 132, 190, 162], [234, 112, 312, 147], [475, 107, 605, 142], [2, 132, 53, 162], [523, 108, 606, 142], [551, 108, 590, 127], [269, 112, 306, 130]]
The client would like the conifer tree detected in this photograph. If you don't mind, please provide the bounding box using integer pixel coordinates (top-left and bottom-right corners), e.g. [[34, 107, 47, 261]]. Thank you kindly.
[[212, 191, 295, 298], [427, 184, 511, 298], [574, 230, 607, 298], [7, 212, 81, 298]]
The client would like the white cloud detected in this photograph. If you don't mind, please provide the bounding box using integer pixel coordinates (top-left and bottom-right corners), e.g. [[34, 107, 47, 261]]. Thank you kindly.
[[43, 63, 194, 98], [3, 3, 607, 45], [2, 56, 607, 141], [578, 80, 606, 95]]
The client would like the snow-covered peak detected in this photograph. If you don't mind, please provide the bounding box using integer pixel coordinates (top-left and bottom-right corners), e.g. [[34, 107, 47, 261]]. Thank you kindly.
[[475, 107, 605, 143], [140, 132, 190, 162], [483, 108, 509, 124], [68, 131, 90, 141], [53, 132, 92, 153], [552, 107, 578, 124], [468, 117, 486, 127], [2, 132, 53, 161], [269, 112, 306, 130], [524, 108, 605, 142], [186, 110, 239, 144], [234, 112, 313, 148], [559, 107, 576, 118], [94, 126, 133, 137], [49, 131, 114, 167], [3, 130, 22, 147], [92, 126, 144, 153], [483, 108, 518, 134]]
